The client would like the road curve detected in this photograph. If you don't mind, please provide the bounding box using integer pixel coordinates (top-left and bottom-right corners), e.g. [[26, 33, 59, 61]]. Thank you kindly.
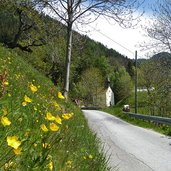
[[82, 110, 171, 171]]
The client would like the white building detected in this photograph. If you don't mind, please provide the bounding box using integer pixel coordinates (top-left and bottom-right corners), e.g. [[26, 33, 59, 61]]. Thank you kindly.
[[93, 85, 115, 107], [105, 86, 115, 107]]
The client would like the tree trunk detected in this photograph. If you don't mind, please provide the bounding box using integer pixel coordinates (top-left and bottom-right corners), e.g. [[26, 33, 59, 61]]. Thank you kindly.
[[63, 22, 73, 99]]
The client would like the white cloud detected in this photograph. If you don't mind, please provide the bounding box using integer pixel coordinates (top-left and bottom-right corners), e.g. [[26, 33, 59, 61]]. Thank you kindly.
[[76, 15, 152, 59], [43, 0, 156, 59]]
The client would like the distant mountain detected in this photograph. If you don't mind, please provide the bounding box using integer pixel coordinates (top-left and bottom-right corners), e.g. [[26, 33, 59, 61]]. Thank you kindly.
[[151, 52, 171, 61], [150, 52, 171, 68], [138, 52, 171, 68]]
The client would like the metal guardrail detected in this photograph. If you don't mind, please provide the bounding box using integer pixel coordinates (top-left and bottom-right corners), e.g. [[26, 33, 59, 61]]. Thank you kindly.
[[124, 112, 171, 126]]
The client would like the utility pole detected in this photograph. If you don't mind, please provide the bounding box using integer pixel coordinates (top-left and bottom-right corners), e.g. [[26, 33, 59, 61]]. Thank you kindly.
[[135, 51, 138, 113]]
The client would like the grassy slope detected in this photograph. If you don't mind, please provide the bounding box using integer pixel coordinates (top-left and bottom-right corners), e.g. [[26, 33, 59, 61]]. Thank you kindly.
[[0, 46, 109, 171], [103, 92, 171, 136]]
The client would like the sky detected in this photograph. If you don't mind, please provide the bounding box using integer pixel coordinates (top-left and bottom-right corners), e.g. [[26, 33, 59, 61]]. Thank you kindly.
[[76, 0, 158, 59], [44, 0, 159, 59]]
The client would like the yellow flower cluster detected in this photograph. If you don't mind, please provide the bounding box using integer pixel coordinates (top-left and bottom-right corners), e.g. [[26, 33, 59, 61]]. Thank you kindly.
[[83, 154, 93, 160], [41, 109, 74, 133], [29, 83, 38, 93], [4, 161, 16, 170], [7, 136, 21, 149], [1, 107, 11, 127], [62, 113, 74, 120], [66, 160, 72, 168], [6, 136, 22, 155], [21, 83, 38, 106], [22, 95, 32, 106], [4, 81, 9, 86], [0, 53, 78, 170], [48, 161, 53, 170], [1, 116, 11, 127], [40, 112, 62, 132], [42, 142, 51, 149]]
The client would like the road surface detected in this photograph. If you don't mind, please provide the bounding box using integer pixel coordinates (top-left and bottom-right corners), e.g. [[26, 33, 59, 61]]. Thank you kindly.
[[82, 110, 171, 171]]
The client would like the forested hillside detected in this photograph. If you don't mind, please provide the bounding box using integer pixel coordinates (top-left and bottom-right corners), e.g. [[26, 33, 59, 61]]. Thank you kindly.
[[0, 1, 134, 104]]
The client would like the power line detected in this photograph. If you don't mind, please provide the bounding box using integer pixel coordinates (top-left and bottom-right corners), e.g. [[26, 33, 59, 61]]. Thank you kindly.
[[87, 25, 137, 57]]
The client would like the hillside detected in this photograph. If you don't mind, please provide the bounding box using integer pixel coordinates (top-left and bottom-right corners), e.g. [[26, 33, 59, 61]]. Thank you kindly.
[[0, 45, 109, 170], [151, 52, 171, 61], [0, 1, 135, 105]]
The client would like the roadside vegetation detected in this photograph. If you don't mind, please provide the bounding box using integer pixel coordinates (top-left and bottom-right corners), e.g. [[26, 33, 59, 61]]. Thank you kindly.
[[103, 91, 171, 136], [0, 45, 109, 171]]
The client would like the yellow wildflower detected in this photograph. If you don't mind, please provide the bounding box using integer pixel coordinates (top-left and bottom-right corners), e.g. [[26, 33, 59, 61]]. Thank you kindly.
[[29, 83, 38, 93], [66, 160, 72, 168], [8, 93, 11, 97], [42, 143, 50, 149], [4, 163, 9, 170], [7, 136, 21, 149], [4, 161, 16, 170], [58, 91, 65, 99], [55, 115, 62, 124], [24, 95, 32, 103], [22, 101, 27, 106], [88, 154, 93, 159], [34, 143, 38, 147], [1, 116, 11, 127], [48, 161, 53, 170], [41, 124, 49, 132], [62, 113, 73, 120], [4, 81, 9, 86], [45, 112, 55, 121], [13, 147, 22, 155], [49, 123, 59, 131], [33, 106, 37, 111]]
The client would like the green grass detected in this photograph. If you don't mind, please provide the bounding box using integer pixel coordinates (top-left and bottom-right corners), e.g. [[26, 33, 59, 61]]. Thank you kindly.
[[0, 46, 109, 171]]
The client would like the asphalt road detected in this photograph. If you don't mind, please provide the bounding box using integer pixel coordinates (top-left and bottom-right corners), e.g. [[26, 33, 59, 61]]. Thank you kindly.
[[82, 110, 171, 171]]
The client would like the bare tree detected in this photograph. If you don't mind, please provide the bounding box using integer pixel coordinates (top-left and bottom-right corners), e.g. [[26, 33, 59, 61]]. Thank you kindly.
[[144, 0, 171, 54], [37, 0, 143, 99]]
